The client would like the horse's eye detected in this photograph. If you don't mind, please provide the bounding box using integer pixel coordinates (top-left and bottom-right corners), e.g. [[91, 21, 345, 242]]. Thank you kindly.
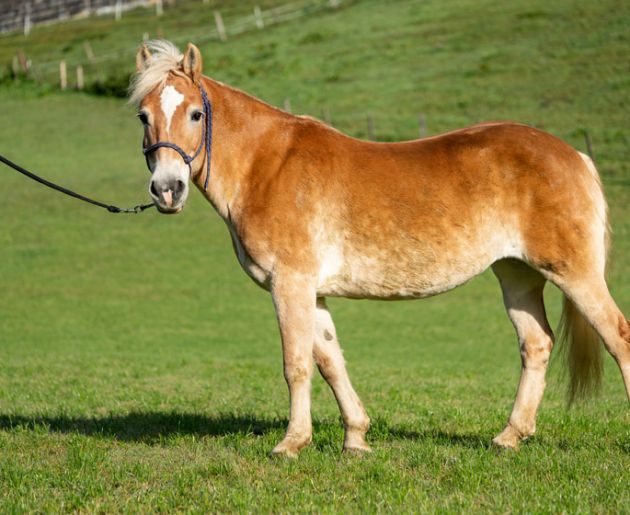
[[191, 110, 203, 122], [137, 112, 149, 125]]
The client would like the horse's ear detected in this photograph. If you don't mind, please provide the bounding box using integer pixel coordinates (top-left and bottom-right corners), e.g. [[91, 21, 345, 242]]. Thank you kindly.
[[183, 43, 203, 83], [136, 44, 152, 73]]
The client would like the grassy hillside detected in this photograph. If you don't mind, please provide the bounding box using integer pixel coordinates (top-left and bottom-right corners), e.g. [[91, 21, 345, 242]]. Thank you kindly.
[[0, 0, 629, 511], [2, 0, 630, 178]]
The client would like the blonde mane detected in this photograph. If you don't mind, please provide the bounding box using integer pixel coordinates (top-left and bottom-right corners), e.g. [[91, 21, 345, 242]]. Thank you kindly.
[[128, 40, 184, 106]]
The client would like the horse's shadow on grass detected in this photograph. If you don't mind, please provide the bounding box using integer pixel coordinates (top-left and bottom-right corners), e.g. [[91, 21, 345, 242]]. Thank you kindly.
[[0, 412, 284, 443], [0, 412, 490, 448]]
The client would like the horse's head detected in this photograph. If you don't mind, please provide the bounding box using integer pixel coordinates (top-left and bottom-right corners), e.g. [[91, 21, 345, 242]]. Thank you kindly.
[[132, 42, 206, 214]]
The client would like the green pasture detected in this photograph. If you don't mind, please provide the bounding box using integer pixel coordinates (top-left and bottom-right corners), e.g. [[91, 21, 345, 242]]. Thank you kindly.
[[1, 0, 629, 511]]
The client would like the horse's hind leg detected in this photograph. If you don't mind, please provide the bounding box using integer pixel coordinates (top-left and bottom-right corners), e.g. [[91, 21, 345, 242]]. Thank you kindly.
[[558, 274, 630, 402], [313, 298, 371, 452], [492, 259, 554, 449]]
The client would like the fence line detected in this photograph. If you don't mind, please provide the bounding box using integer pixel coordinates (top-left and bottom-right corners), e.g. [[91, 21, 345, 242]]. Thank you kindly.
[[0, 0, 151, 34], [2, 0, 445, 142], [17, 0, 341, 75], [0, 0, 341, 36]]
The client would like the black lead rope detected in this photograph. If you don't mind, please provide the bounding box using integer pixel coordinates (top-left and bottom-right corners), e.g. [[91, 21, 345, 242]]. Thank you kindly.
[[0, 153, 155, 214], [1, 83, 213, 213]]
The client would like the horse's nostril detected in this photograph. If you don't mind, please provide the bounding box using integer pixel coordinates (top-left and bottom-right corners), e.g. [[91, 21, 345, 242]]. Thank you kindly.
[[150, 181, 159, 198], [175, 179, 185, 194]]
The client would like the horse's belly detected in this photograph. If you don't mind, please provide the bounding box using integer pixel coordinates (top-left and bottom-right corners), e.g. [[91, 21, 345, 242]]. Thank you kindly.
[[317, 260, 485, 299], [316, 237, 516, 299]]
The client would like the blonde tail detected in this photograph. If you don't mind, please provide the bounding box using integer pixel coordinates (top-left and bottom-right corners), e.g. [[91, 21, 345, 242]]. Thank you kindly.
[[557, 151, 611, 403], [558, 297, 604, 403]]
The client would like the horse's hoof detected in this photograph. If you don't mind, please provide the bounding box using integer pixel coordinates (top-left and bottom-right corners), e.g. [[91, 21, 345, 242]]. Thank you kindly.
[[492, 425, 522, 450], [269, 436, 311, 459], [343, 443, 372, 455], [492, 439, 519, 452], [343, 429, 371, 454], [269, 446, 299, 459]]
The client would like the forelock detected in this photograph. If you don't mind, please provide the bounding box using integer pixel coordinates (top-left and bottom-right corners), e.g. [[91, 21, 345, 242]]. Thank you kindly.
[[128, 40, 184, 106]]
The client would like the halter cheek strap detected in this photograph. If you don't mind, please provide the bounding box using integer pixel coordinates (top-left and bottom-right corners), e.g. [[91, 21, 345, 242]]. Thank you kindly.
[[142, 84, 213, 190]]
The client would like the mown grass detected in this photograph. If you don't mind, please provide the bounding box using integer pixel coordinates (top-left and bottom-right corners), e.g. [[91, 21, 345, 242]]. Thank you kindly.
[[0, 0, 629, 511]]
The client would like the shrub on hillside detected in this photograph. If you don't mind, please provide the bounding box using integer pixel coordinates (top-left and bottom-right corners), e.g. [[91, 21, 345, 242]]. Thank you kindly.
[[85, 72, 131, 98]]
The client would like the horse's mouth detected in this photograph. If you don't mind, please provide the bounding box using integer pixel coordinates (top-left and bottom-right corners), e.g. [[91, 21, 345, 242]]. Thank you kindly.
[[155, 204, 183, 215]]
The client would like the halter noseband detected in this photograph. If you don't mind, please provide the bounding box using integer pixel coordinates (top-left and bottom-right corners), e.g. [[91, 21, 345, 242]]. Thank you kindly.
[[142, 83, 213, 190]]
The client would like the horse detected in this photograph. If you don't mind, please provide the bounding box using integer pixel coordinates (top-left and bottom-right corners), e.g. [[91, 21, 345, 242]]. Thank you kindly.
[[130, 40, 630, 457]]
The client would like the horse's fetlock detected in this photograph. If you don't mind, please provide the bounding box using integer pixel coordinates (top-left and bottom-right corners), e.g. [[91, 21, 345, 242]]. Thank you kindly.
[[510, 419, 535, 438], [345, 415, 370, 434], [272, 430, 312, 457]]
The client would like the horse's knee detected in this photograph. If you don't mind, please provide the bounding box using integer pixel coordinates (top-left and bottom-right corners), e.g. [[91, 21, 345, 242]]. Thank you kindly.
[[284, 364, 311, 384]]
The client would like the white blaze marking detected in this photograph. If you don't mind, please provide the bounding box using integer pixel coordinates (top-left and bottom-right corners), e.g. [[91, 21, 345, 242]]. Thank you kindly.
[[160, 85, 184, 135]]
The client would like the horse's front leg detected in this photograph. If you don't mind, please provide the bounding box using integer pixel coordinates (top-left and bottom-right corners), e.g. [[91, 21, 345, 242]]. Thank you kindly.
[[270, 272, 316, 457]]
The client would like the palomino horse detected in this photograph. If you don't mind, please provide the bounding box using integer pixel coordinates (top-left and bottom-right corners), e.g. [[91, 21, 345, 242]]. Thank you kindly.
[[130, 41, 629, 457]]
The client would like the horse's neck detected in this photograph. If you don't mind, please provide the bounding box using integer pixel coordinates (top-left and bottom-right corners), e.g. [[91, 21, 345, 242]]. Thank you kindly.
[[199, 77, 294, 220]]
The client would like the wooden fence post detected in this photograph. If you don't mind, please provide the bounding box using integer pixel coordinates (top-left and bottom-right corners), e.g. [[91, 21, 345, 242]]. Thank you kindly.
[[254, 6, 264, 29], [12, 55, 19, 78], [321, 106, 331, 125], [156, 0, 163, 17], [367, 115, 375, 140], [214, 11, 227, 41], [60, 60, 67, 90], [115, 0, 122, 21], [583, 130, 595, 163], [24, 2, 32, 36], [17, 50, 29, 73], [58, 3, 68, 21], [76, 66, 84, 90], [284, 98, 292, 113], [418, 113, 426, 138], [83, 41, 96, 64]]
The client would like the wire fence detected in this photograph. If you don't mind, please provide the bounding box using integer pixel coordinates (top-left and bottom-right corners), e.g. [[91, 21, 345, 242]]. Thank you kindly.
[[6, 0, 431, 140], [0, 0, 153, 35], [7, 0, 343, 78], [2, 0, 613, 150]]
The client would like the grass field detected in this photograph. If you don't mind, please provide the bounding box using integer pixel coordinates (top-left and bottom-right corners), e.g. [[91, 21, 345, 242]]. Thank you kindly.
[[1, 0, 629, 511]]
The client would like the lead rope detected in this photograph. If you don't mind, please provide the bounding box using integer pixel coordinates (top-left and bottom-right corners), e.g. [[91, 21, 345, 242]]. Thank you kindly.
[[1, 83, 213, 214], [0, 153, 155, 213]]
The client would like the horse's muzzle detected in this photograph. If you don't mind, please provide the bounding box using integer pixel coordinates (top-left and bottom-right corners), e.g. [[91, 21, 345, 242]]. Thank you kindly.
[[149, 177, 187, 213]]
